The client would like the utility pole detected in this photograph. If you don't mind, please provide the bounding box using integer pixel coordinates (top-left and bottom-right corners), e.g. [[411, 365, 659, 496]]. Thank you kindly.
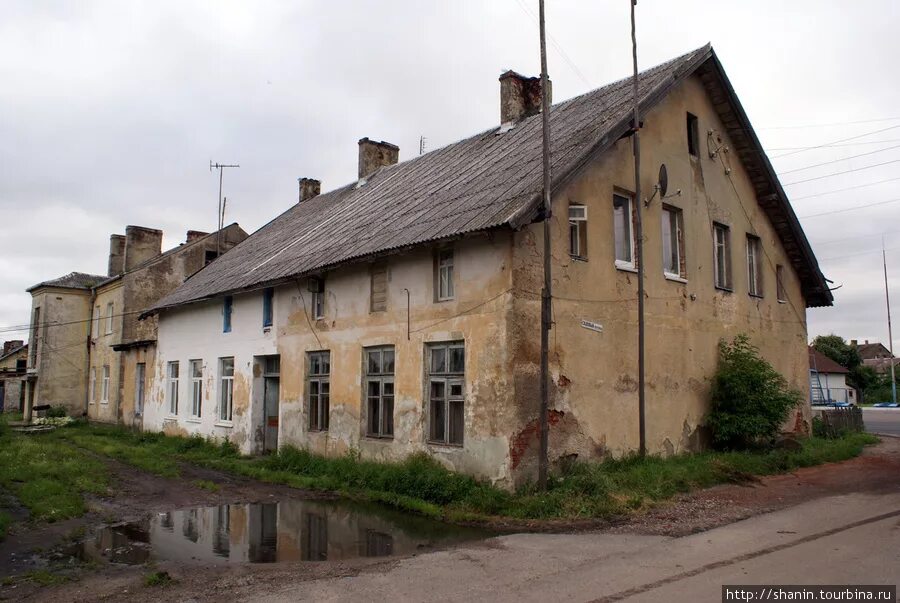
[[537, 0, 553, 489], [883, 238, 897, 405], [210, 161, 240, 259], [630, 0, 647, 456]]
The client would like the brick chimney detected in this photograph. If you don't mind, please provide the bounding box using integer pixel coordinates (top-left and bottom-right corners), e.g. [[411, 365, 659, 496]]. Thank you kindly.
[[299, 178, 321, 202], [850, 339, 858, 347], [186, 230, 209, 243], [499, 70, 551, 125], [108, 234, 126, 277], [124, 225, 163, 272], [2, 340, 23, 356], [358, 138, 399, 179]]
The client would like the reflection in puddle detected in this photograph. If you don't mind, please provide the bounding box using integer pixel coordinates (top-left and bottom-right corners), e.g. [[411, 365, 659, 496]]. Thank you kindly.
[[64, 498, 487, 565]]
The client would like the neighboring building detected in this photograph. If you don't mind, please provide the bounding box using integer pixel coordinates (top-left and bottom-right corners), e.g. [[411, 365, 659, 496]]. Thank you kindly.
[[853, 339, 898, 374], [141, 44, 831, 486], [0, 341, 28, 413], [25, 272, 108, 416], [809, 347, 854, 405], [25, 224, 248, 421]]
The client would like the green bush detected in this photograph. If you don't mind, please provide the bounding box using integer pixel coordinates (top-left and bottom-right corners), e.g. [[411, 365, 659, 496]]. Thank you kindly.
[[707, 334, 802, 450], [46, 406, 68, 418]]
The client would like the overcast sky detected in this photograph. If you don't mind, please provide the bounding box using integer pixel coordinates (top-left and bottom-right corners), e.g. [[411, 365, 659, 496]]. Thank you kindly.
[[2, 1, 899, 349]]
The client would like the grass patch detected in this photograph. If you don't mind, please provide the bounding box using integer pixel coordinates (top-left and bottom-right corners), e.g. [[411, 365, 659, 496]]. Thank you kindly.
[[144, 570, 175, 587], [193, 479, 219, 492], [22, 569, 69, 587], [47, 422, 879, 522]]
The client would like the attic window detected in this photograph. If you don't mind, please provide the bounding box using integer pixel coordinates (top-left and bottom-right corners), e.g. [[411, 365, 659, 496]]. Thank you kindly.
[[205, 250, 219, 265], [687, 112, 699, 157]]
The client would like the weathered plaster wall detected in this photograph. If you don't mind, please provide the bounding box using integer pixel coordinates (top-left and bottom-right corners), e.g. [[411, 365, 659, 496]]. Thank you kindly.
[[509, 73, 811, 479], [88, 281, 125, 423], [147, 233, 516, 483], [29, 287, 93, 415], [119, 344, 156, 427]]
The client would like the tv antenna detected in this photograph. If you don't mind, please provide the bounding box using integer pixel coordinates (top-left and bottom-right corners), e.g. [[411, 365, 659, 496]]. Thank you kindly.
[[210, 161, 240, 259], [419, 136, 427, 155]]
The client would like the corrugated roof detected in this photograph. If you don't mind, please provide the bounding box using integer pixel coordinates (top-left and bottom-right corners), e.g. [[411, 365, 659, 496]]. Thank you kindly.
[[27, 272, 108, 293], [147, 43, 831, 315], [809, 347, 849, 374]]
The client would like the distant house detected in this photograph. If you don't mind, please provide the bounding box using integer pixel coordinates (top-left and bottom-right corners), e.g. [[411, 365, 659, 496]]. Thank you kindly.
[[0, 341, 28, 413], [854, 339, 898, 375], [140, 44, 832, 486], [809, 347, 854, 405]]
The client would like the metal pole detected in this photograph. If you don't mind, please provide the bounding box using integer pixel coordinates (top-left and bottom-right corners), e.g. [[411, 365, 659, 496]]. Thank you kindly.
[[883, 239, 897, 405], [217, 166, 224, 258], [630, 0, 646, 456], [537, 0, 553, 489]]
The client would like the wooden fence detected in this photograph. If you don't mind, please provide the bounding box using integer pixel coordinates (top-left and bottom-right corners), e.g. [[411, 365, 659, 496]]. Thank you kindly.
[[815, 407, 865, 437]]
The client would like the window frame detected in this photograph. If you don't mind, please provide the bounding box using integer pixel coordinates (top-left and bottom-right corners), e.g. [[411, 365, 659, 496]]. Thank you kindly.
[[89, 367, 97, 404], [747, 234, 764, 298], [776, 264, 787, 303], [370, 263, 388, 313], [435, 248, 455, 301], [568, 203, 588, 260], [101, 365, 110, 403], [307, 351, 330, 432], [105, 302, 114, 335], [661, 204, 686, 280], [713, 222, 733, 291], [613, 192, 636, 270], [262, 287, 274, 328], [167, 361, 180, 416], [309, 278, 325, 320], [219, 357, 235, 422], [364, 346, 395, 439], [223, 296, 233, 333], [687, 112, 700, 157], [426, 341, 465, 447], [189, 359, 203, 418], [135, 362, 145, 416], [92, 305, 100, 339]]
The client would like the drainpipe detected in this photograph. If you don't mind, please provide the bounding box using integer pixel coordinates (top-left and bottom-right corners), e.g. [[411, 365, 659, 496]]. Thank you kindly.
[[84, 289, 96, 417]]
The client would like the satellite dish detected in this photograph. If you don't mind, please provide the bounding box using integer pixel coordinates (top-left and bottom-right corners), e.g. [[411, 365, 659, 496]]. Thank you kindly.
[[658, 164, 668, 197]]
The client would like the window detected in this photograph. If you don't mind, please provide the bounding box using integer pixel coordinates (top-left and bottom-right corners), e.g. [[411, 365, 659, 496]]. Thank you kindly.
[[307, 351, 330, 431], [262, 288, 274, 328], [309, 278, 325, 320], [613, 193, 634, 268], [190, 359, 203, 418], [29, 307, 39, 366], [101, 365, 110, 403], [223, 296, 233, 333], [747, 235, 763, 297], [219, 357, 234, 422], [436, 249, 454, 301], [135, 363, 145, 416], [92, 306, 100, 339], [687, 112, 700, 157], [105, 302, 114, 335], [713, 222, 732, 290], [661, 205, 685, 279], [204, 250, 218, 265], [427, 342, 465, 446], [167, 361, 180, 415], [365, 346, 395, 438], [776, 264, 787, 303], [89, 367, 96, 404], [568, 204, 587, 259], [370, 263, 388, 312]]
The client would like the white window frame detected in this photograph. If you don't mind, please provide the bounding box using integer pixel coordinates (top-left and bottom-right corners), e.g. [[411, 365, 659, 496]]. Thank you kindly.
[[92, 306, 100, 339], [713, 222, 732, 290], [307, 351, 330, 431], [427, 341, 465, 446], [309, 278, 325, 320], [105, 302, 114, 335], [365, 346, 395, 439], [436, 249, 455, 301], [89, 367, 96, 404], [747, 235, 763, 297], [101, 365, 110, 403], [190, 359, 203, 418], [135, 362, 145, 416], [613, 193, 635, 270], [167, 361, 180, 416], [219, 357, 235, 422], [662, 205, 686, 280], [568, 204, 587, 259]]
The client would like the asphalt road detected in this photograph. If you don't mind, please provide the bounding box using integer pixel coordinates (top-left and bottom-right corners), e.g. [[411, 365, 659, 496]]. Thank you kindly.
[[864, 407, 900, 436], [261, 491, 900, 602]]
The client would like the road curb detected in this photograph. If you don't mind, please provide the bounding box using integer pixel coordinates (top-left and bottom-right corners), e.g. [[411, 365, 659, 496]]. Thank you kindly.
[[871, 432, 900, 439]]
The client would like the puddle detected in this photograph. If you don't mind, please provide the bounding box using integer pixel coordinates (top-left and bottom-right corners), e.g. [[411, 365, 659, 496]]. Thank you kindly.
[[58, 499, 489, 565]]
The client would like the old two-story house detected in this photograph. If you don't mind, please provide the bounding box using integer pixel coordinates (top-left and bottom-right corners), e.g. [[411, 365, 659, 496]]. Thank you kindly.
[[0, 340, 28, 413], [25, 225, 247, 421], [141, 44, 831, 486]]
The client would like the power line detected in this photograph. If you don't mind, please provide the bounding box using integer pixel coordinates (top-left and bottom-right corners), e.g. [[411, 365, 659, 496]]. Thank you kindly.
[[767, 139, 900, 151], [778, 144, 900, 175], [759, 116, 900, 130], [0, 309, 144, 335], [799, 196, 900, 219], [512, 0, 591, 87], [771, 124, 900, 159], [813, 228, 900, 247], [782, 158, 900, 186], [791, 176, 900, 201]]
